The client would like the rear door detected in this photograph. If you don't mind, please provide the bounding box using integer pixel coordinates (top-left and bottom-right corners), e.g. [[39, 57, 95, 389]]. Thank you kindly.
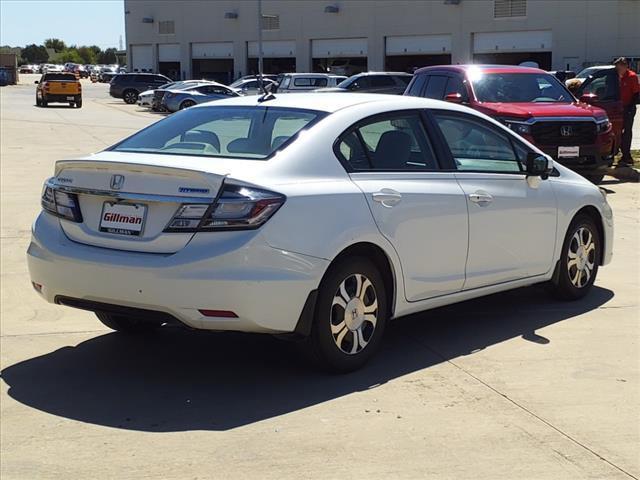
[[430, 110, 557, 289], [337, 110, 468, 301], [577, 68, 623, 149]]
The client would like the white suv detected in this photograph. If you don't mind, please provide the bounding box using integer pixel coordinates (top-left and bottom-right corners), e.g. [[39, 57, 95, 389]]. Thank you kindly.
[[27, 93, 613, 372]]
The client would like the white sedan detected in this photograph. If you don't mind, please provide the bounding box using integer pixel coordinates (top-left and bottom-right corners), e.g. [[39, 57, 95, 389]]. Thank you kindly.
[[27, 93, 613, 372]]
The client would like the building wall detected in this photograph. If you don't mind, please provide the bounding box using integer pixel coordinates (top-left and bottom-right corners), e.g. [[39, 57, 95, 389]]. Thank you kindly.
[[124, 0, 640, 79]]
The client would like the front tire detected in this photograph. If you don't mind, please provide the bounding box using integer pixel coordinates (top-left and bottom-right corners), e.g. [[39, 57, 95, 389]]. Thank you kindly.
[[301, 257, 388, 373], [95, 312, 162, 333], [549, 214, 600, 300], [585, 174, 604, 184], [179, 100, 196, 110]]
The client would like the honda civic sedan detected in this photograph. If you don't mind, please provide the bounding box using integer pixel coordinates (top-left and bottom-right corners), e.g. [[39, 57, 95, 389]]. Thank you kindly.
[[27, 93, 613, 372]]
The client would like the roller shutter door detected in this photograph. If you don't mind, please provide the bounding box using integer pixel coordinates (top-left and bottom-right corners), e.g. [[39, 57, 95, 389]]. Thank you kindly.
[[311, 38, 367, 58], [130, 44, 153, 72]]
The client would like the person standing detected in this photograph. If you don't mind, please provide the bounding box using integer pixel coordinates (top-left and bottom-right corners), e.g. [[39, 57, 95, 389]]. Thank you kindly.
[[614, 57, 640, 167]]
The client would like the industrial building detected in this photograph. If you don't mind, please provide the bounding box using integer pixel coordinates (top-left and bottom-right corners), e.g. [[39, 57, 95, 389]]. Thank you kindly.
[[124, 0, 640, 82]]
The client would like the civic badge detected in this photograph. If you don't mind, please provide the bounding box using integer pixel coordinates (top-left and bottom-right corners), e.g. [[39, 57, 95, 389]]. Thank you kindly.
[[110, 174, 125, 190], [560, 125, 573, 137]]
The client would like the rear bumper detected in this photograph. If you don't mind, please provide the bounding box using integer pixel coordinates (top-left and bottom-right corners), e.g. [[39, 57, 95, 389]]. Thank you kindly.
[[109, 87, 122, 98], [27, 212, 329, 334], [43, 94, 81, 102]]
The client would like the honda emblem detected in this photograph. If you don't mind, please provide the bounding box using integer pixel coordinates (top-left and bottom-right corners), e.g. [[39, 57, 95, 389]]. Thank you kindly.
[[110, 174, 125, 190], [560, 125, 573, 137]]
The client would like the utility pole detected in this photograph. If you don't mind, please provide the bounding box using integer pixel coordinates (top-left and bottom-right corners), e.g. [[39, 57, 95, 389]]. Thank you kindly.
[[257, 0, 264, 93]]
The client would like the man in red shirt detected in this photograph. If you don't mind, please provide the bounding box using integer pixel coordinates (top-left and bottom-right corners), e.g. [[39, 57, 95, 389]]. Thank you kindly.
[[614, 57, 640, 167]]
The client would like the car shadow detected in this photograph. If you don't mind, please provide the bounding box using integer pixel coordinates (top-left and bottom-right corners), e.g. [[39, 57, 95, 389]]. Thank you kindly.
[[1, 285, 613, 432]]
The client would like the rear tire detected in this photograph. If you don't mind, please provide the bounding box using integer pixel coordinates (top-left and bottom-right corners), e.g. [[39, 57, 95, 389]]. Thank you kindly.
[[123, 89, 138, 104], [75, 99, 82, 108], [548, 214, 600, 300], [300, 256, 388, 373], [179, 100, 196, 110], [95, 312, 162, 333], [36, 96, 41, 107]]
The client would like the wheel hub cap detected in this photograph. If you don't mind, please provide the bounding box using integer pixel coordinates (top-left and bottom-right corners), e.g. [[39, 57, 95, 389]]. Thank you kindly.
[[344, 298, 365, 331], [567, 226, 596, 288]]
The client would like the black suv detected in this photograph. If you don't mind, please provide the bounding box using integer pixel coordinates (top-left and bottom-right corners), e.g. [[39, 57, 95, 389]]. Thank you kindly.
[[109, 73, 171, 104], [317, 72, 413, 95]]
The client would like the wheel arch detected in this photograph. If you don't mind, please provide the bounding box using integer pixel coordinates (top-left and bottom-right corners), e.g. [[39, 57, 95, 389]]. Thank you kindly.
[[574, 205, 605, 265]]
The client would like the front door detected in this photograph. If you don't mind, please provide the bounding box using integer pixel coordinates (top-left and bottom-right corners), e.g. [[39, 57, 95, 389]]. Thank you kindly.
[[431, 110, 557, 289], [577, 68, 624, 151], [335, 110, 468, 302]]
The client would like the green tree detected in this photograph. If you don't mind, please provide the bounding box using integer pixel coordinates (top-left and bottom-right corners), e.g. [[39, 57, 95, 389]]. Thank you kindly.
[[97, 48, 118, 64], [77, 46, 97, 64], [44, 38, 66, 52], [21, 44, 49, 63], [58, 49, 83, 64], [88, 45, 102, 57]]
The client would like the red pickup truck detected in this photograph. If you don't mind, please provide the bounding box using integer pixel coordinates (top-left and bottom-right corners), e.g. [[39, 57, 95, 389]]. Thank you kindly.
[[405, 65, 620, 183]]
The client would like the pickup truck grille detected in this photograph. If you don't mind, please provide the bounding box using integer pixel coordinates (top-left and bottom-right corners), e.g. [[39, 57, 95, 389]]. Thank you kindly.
[[531, 121, 597, 146]]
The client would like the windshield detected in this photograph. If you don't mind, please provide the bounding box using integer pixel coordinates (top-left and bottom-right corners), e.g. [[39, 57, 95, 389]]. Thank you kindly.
[[111, 106, 326, 159], [471, 72, 573, 103], [336, 77, 355, 89], [576, 67, 609, 80]]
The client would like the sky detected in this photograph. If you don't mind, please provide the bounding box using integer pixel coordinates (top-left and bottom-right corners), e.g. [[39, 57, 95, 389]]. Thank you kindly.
[[0, 0, 125, 49]]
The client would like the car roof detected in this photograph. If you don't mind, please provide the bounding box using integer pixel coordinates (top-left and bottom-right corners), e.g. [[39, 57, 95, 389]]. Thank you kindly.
[[414, 64, 549, 75], [354, 71, 413, 76], [190, 91, 466, 114]]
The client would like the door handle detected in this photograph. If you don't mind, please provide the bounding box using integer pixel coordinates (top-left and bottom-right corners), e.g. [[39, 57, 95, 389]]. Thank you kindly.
[[372, 189, 402, 207], [468, 192, 493, 206]]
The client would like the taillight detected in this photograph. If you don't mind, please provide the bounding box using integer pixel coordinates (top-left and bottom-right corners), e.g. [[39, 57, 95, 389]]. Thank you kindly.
[[41, 183, 83, 222], [165, 184, 285, 232]]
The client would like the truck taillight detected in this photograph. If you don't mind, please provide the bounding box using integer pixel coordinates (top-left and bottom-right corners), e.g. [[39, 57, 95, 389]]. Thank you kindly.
[[165, 184, 285, 232]]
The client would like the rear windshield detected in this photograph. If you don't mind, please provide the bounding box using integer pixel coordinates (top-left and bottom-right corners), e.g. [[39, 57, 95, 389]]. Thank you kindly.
[[111, 106, 326, 159], [43, 73, 76, 81]]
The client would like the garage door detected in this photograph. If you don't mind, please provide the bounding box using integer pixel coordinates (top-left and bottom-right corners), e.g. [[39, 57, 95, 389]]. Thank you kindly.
[[192, 42, 233, 59], [386, 35, 451, 55], [247, 40, 296, 58], [312, 38, 367, 58], [131, 44, 153, 72], [158, 44, 180, 62], [473, 31, 552, 53]]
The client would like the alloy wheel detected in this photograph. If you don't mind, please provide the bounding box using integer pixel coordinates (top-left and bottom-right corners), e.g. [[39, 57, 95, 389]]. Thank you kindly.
[[567, 226, 596, 288], [330, 273, 378, 355]]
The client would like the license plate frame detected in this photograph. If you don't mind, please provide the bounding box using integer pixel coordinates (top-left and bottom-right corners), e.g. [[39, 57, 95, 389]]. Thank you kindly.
[[66, 96, 75, 100], [558, 146, 580, 158], [99, 202, 147, 236]]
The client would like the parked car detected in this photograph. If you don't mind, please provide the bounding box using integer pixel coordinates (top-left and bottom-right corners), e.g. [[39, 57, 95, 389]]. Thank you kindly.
[[231, 77, 278, 95], [19, 65, 35, 74], [327, 58, 362, 76], [109, 73, 171, 104], [34, 72, 82, 108], [0, 67, 9, 86], [100, 67, 119, 83], [275, 73, 345, 93], [405, 65, 616, 183], [317, 72, 412, 95], [161, 83, 239, 112], [28, 93, 613, 372], [137, 80, 211, 109], [43, 64, 63, 73]]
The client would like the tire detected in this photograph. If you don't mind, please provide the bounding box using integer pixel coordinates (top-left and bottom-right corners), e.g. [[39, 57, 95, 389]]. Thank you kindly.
[[75, 99, 82, 108], [548, 214, 600, 300], [123, 90, 138, 104], [585, 174, 604, 184], [179, 100, 196, 110], [68, 102, 74, 107], [36, 96, 41, 107], [95, 312, 162, 333], [301, 256, 388, 373]]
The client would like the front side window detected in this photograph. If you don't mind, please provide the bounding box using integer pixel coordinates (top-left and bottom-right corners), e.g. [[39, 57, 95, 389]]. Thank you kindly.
[[471, 72, 572, 103], [111, 106, 325, 159], [406, 75, 428, 97], [578, 70, 619, 101], [336, 112, 438, 171], [432, 112, 523, 173], [424, 75, 448, 99], [370, 76, 396, 87]]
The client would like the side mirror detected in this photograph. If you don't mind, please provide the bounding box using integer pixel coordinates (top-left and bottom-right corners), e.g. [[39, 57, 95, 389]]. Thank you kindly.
[[526, 152, 553, 180], [444, 92, 463, 103], [34, 80, 39, 84], [579, 93, 598, 104]]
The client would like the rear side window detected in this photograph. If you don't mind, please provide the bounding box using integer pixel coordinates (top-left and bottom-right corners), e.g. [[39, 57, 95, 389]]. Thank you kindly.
[[432, 111, 523, 173], [293, 77, 328, 87], [112, 106, 325, 159], [406, 75, 428, 96], [445, 76, 468, 101], [424, 75, 448, 100], [336, 112, 438, 171]]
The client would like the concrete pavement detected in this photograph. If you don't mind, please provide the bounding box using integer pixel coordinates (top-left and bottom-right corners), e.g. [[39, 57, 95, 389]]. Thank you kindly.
[[1, 75, 638, 479]]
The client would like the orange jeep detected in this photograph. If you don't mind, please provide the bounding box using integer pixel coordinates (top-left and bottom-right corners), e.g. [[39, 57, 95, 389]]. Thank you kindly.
[[35, 72, 82, 108]]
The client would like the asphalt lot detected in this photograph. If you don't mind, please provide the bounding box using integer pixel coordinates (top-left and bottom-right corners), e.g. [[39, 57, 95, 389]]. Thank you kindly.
[[1, 74, 639, 480]]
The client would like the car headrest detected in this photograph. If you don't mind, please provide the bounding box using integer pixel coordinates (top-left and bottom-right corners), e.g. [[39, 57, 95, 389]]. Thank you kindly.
[[374, 130, 412, 169]]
